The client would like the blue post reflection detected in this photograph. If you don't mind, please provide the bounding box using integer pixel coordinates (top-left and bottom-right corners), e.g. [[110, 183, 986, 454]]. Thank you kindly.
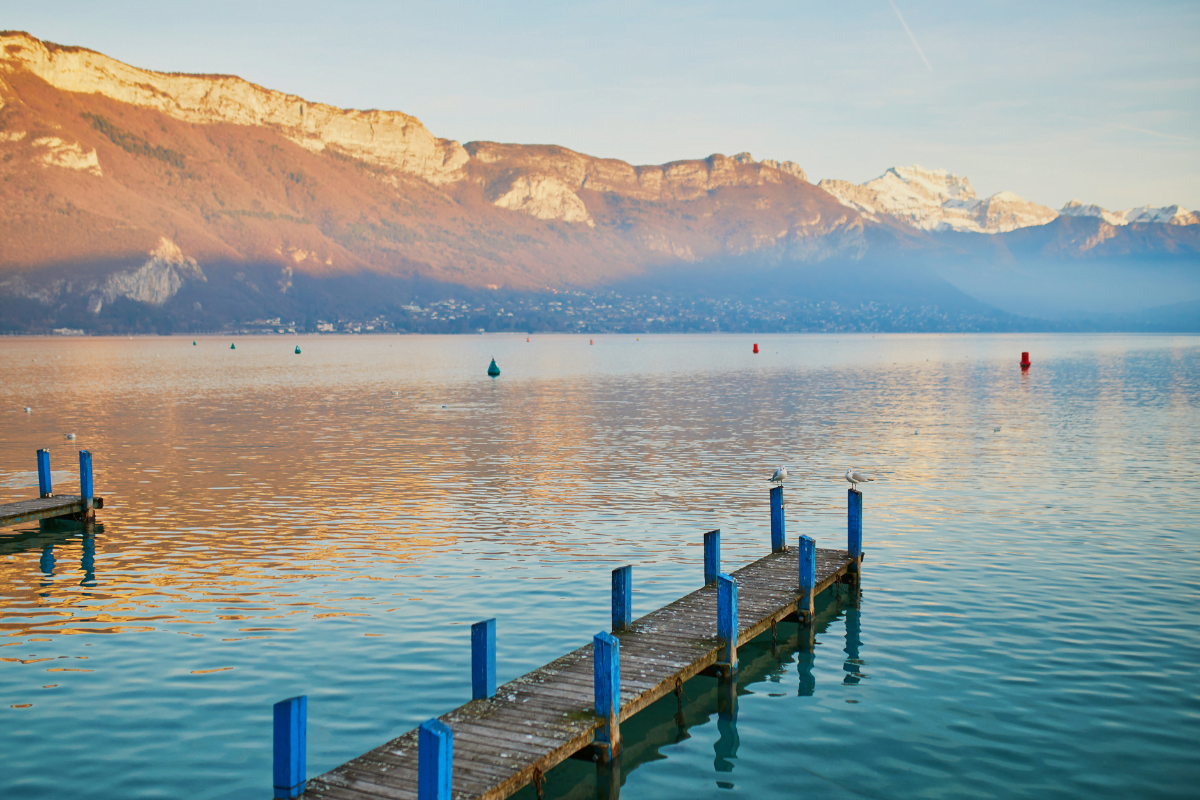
[[80, 534, 96, 587], [843, 606, 864, 686], [39, 544, 55, 577], [797, 623, 816, 697], [713, 677, 739, 784]]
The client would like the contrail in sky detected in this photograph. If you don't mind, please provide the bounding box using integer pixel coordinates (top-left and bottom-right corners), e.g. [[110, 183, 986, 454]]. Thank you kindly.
[[888, 0, 933, 72], [1110, 123, 1195, 143], [1060, 113, 1198, 144]]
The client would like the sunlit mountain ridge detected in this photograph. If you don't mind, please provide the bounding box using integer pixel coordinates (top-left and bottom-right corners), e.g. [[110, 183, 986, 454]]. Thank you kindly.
[[1, 31, 1197, 332]]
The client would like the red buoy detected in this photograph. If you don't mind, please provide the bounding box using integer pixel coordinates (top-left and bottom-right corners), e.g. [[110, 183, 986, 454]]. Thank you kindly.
[[753, 343, 759, 354], [1020, 351, 1031, 370], [590, 339, 593, 345]]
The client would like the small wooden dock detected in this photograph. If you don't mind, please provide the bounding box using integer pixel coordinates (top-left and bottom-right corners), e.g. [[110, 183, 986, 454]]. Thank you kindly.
[[277, 486, 868, 800], [0, 494, 103, 528], [0, 449, 101, 529]]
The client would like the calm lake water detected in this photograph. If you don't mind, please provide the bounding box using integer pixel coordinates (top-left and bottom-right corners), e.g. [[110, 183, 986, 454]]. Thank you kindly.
[[2, 333, 1198, 800]]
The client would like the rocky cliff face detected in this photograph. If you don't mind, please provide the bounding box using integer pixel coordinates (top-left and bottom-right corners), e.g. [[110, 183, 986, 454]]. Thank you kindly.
[[0, 29, 863, 298], [1, 31, 469, 185]]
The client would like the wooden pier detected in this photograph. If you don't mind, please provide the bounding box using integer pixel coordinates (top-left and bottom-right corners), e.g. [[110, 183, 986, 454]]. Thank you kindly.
[[0, 449, 102, 529], [277, 486, 868, 800]]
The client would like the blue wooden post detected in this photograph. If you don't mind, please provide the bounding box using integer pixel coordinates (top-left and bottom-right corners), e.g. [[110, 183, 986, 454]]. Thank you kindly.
[[471, 618, 496, 700], [418, 718, 453, 800], [770, 485, 785, 552], [37, 449, 51, 497], [798, 535, 816, 623], [717, 573, 738, 674], [848, 488, 863, 586], [272, 695, 306, 799], [612, 566, 632, 632], [848, 489, 862, 559], [593, 630, 621, 760], [704, 529, 720, 586], [79, 450, 94, 507]]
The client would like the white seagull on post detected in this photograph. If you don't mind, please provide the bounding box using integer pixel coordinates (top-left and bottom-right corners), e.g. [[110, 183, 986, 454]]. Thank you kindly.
[[845, 467, 874, 489], [769, 466, 788, 485]]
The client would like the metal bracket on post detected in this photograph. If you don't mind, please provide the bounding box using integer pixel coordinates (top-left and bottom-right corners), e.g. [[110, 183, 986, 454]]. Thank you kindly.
[[593, 631, 621, 762]]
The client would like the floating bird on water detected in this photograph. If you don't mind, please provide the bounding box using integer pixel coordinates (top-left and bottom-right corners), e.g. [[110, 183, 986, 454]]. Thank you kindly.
[[65, 433, 76, 440], [769, 466, 788, 484], [845, 468, 874, 488]]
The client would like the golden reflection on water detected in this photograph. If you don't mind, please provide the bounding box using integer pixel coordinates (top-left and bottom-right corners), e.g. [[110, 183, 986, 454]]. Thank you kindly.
[[1, 333, 1198, 646]]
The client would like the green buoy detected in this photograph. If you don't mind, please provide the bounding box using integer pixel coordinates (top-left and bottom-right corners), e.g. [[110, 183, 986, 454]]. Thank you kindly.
[[295, 345, 301, 354], [230, 343, 236, 350], [487, 358, 500, 376], [192, 341, 196, 346]]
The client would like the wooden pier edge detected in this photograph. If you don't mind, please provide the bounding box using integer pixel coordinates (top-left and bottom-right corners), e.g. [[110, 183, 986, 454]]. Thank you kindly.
[[0, 495, 104, 528], [302, 546, 859, 800]]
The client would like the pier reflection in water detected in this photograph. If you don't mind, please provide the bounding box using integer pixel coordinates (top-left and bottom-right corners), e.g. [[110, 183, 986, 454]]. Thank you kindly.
[[514, 587, 863, 799], [0, 521, 102, 591]]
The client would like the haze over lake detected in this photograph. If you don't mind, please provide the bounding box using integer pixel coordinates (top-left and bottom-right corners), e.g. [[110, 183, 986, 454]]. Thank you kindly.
[[2, 333, 1198, 799]]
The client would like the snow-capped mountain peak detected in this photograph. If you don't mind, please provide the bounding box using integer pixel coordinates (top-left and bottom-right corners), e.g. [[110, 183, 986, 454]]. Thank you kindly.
[[1122, 204, 1199, 225], [1059, 200, 1198, 227], [1059, 200, 1127, 226], [817, 165, 1056, 234]]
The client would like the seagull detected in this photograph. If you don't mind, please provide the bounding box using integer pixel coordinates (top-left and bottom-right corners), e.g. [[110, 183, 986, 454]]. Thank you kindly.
[[769, 466, 788, 484], [65, 433, 76, 440], [845, 468, 874, 489]]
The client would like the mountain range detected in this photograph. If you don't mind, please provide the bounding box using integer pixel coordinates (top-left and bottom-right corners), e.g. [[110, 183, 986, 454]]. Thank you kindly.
[[1, 31, 1197, 333]]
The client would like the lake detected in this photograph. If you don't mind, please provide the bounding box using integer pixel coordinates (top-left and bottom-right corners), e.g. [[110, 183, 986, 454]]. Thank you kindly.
[[2, 333, 1198, 799]]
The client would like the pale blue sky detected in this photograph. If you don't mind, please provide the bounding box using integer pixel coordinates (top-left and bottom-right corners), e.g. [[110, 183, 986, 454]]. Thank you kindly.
[[3, 0, 1197, 210]]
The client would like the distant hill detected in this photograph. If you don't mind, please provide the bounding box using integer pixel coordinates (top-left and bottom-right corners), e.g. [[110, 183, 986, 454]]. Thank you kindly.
[[1, 31, 1196, 333]]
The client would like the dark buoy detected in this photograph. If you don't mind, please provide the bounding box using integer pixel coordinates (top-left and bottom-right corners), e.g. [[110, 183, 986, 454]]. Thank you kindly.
[[230, 343, 236, 350], [295, 345, 301, 355], [487, 358, 500, 377], [753, 343, 759, 354], [1020, 351, 1031, 370]]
